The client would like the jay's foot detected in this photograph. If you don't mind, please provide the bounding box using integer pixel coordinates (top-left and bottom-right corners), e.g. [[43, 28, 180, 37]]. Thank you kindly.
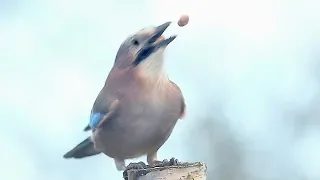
[[126, 161, 147, 170], [153, 157, 181, 167]]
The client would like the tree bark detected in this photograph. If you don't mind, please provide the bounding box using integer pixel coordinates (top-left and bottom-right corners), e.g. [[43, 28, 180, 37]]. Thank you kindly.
[[123, 162, 207, 180]]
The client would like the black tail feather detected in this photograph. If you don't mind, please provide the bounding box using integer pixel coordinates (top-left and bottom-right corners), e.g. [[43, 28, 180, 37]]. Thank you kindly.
[[63, 137, 101, 159]]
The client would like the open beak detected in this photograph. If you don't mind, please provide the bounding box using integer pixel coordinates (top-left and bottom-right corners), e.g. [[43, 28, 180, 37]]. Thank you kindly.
[[147, 22, 177, 47], [134, 22, 177, 65]]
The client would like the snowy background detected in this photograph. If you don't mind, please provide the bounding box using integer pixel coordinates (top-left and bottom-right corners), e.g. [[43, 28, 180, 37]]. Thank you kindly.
[[1, 0, 320, 179]]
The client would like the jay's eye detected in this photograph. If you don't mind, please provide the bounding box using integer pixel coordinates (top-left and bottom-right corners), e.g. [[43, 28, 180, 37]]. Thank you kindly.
[[132, 39, 140, 46]]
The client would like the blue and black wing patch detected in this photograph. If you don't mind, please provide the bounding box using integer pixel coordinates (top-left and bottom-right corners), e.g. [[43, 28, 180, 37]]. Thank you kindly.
[[89, 113, 106, 129], [84, 100, 119, 131]]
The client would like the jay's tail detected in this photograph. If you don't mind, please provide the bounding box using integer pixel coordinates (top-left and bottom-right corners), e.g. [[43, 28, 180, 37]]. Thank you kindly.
[[63, 137, 102, 159]]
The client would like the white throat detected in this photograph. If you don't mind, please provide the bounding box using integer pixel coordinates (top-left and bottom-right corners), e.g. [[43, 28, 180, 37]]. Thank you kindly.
[[138, 49, 167, 79]]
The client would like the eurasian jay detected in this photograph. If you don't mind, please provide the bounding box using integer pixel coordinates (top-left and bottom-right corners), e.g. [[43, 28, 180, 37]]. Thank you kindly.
[[63, 21, 186, 171]]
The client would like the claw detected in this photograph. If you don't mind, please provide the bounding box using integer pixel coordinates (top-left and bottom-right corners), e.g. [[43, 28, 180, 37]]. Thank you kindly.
[[152, 158, 181, 167], [168, 157, 180, 166], [126, 161, 147, 170]]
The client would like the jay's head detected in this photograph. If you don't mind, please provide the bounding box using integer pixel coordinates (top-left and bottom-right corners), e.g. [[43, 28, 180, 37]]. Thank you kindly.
[[113, 22, 176, 77]]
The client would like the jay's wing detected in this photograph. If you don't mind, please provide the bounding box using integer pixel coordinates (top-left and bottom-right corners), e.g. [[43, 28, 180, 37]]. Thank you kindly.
[[83, 87, 120, 131], [83, 124, 91, 131], [170, 80, 186, 119]]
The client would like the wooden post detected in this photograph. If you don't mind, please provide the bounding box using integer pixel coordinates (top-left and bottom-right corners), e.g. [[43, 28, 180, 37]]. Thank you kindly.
[[123, 162, 207, 180]]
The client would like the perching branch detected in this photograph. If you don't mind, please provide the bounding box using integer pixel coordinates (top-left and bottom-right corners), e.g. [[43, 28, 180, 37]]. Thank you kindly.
[[123, 161, 207, 180]]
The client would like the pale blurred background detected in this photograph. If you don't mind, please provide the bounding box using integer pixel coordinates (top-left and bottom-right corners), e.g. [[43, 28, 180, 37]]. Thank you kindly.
[[1, 0, 320, 180]]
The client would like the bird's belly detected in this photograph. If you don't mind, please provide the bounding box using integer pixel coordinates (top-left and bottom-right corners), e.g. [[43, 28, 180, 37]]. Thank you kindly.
[[93, 106, 179, 160]]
